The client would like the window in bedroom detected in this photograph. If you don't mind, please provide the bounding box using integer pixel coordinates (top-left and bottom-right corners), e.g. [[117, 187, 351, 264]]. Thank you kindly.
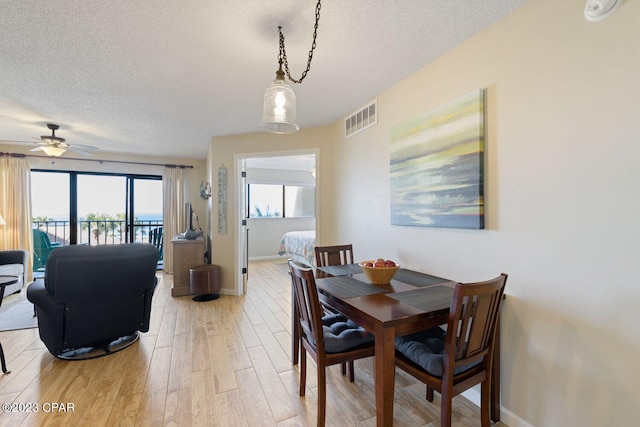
[[248, 184, 283, 218], [284, 185, 315, 217], [248, 184, 314, 218]]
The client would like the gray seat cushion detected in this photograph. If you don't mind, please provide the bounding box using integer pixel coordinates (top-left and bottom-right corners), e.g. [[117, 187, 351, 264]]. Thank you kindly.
[[321, 313, 374, 353], [394, 327, 481, 377]]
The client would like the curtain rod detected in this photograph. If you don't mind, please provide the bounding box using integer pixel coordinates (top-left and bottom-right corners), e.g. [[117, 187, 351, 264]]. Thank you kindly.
[[0, 151, 193, 169]]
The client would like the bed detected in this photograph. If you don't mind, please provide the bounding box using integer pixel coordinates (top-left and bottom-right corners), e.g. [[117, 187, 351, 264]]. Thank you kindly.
[[278, 230, 316, 267]]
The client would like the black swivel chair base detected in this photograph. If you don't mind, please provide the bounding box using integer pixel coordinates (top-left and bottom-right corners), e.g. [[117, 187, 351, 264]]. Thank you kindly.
[[192, 293, 220, 302], [56, 332, 140, 360]]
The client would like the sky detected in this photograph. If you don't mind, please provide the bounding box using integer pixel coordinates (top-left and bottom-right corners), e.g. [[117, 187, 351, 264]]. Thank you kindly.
[[31, 172, 162, 220]]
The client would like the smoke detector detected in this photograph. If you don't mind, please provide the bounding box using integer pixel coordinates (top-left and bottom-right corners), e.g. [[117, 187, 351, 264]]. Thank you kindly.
[[584, 0, 623, 22]]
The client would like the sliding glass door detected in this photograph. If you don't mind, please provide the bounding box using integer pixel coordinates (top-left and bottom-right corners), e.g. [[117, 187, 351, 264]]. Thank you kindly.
[[77, 174, 127, 245], [132, 178, 163, 263], [31, 171, 70, 245], [31, 170, 163, 270]]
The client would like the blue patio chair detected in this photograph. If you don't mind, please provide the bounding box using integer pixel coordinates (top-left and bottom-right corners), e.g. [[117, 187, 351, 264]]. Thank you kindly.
[[33, 228, 62, 271], [149, 226, 163, 261]]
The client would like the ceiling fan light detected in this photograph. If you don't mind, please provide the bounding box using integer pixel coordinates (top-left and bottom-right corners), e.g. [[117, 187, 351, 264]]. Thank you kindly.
[[259, 75, 298, 134], [41, 145, 67, 157]]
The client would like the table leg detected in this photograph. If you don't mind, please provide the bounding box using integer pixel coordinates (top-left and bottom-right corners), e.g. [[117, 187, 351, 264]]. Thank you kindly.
[[374, 327, 396, 427]]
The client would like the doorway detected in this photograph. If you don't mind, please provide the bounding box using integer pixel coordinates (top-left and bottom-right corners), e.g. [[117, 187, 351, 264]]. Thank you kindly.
[[235, 149, 318, 294]]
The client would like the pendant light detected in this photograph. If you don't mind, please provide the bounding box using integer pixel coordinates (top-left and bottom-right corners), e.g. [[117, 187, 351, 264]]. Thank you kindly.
[[259, 59, 298, 134], [259, 0, 322, 134]]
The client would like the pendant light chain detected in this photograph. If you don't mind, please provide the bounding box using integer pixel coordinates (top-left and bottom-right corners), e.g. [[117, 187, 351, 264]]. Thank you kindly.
[[278, 0, 322, 85]]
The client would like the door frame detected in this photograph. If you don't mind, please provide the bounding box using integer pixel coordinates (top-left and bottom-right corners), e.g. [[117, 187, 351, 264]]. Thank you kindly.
[[234, 148, 319, 295]]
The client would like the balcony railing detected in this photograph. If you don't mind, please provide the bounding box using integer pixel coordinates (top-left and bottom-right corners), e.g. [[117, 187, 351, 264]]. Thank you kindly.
[[33, 220, 163, 246]]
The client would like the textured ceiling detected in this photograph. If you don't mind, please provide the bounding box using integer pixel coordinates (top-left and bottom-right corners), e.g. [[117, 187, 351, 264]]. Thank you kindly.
[[0, 0, 526, 159]]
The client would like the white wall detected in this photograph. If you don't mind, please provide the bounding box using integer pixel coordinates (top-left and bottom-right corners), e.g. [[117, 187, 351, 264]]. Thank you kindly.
[[207, 0, 639, 424], [246, 167, 315, 186], [247, 217, 315, 260], [208, 135, 330, 295], [329, 0, 640, 426]]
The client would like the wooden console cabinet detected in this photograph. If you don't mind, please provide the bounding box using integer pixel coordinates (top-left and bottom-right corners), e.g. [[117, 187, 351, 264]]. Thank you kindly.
[[171, 237, 205, 297]]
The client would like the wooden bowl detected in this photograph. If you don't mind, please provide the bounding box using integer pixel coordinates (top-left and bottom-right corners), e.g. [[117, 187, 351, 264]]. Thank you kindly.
[[359, 260, 400, 285]]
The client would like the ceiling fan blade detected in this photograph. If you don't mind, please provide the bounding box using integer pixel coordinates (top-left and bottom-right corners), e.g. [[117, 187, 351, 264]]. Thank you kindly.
[[3, 125, 98, 157], [68, 146, 93, 156], [71, 143, 99, 151]]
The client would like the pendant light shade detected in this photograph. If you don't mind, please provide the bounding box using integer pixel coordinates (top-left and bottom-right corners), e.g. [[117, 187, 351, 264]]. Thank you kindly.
[[259, 68, 298, 134]]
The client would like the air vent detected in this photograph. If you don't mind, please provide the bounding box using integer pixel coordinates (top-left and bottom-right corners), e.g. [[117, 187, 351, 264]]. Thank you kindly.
[[345, 100, 377, 138]]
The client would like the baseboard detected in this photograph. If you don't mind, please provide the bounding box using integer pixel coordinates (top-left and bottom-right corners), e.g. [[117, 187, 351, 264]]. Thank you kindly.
[[499, 409, 536, 427], [461, 389, 535, 427], [248, 255, 283, 261]]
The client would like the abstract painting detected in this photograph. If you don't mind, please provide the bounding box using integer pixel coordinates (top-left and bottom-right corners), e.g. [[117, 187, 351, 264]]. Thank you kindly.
[[390, 88, 484, 229]]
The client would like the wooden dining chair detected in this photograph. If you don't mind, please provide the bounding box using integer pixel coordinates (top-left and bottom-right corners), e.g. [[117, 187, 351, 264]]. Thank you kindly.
[[310, 244, 356, 377], [288, 260, 375, 427], [314, 244, 355, 279], [394, 274, 508, 427], [293, 244, 355, 364]]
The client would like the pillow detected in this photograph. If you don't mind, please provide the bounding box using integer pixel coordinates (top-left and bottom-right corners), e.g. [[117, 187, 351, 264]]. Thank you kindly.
[[321, 313, 373, 353], [395, 327, 481, 377]]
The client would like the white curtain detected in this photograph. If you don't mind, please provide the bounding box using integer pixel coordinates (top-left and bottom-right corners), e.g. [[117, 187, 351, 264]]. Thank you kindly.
[[0, 155, 34, 280], [162, 166, 185, 273]]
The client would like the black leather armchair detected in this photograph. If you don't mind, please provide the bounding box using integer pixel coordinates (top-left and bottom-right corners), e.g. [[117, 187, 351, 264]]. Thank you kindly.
[[27, 243, 159, 359]]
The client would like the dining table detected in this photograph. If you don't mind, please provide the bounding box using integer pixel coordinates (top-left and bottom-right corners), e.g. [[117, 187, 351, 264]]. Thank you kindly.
[[313, 264, 502, 426]]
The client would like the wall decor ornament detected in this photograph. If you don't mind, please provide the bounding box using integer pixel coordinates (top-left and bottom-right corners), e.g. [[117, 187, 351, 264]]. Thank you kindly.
[[390, 88, 485, 229], [217, 164, 227, 234], [199, 181, 212, 199]]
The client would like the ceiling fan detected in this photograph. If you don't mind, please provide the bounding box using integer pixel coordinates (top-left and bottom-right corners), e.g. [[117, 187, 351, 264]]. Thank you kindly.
[[29, 123, 99, 157]]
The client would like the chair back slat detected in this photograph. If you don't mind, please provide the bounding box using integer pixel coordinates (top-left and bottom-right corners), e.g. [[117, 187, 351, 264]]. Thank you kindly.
[[447, 274, 507, 368], [314, 244, 354, 278], [289, 260, 325, 354]]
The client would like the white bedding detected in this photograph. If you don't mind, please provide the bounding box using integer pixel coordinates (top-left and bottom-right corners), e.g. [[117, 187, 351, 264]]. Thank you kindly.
[[278, 230, 316, 267]]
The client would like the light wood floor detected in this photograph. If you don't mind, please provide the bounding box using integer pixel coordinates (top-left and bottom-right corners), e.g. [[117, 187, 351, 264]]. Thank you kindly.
[[0, 259, 507, 426]]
